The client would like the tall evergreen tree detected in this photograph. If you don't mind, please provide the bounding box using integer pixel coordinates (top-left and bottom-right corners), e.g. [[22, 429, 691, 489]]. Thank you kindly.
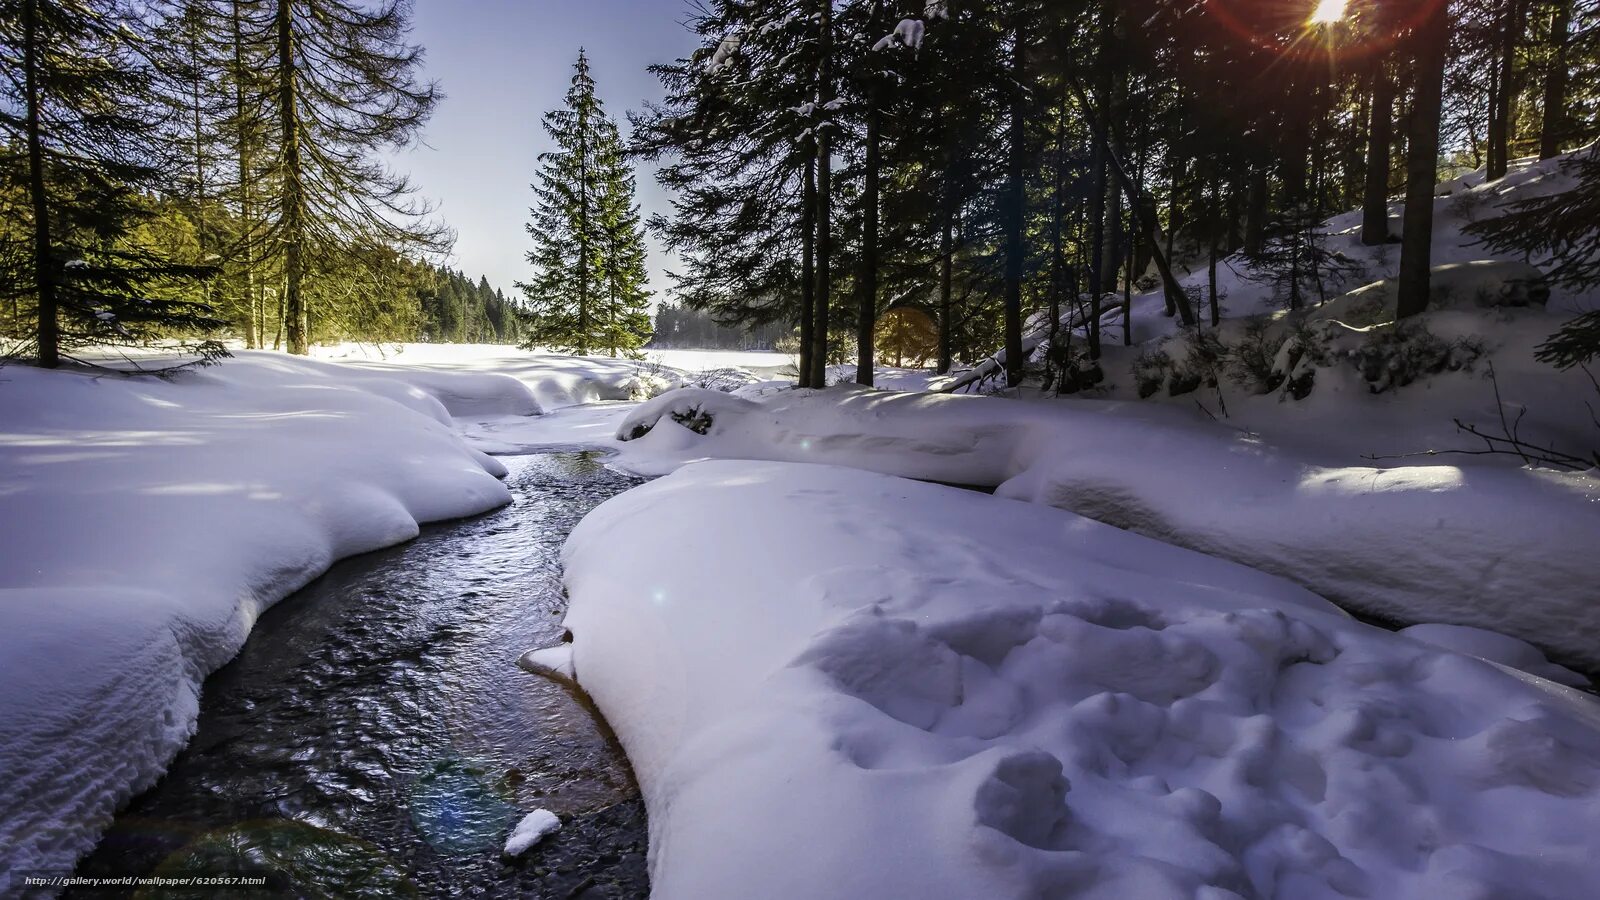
[[0, 0, 221, 367], [520, 50, 650, 356], [243, 0, 444, 354]]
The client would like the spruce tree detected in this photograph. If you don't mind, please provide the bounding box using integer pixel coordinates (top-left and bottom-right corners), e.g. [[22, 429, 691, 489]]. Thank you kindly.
[[235, 0, 444, 355], [520, 50, 650, 356], [0, 0, 222, 367], [595, 131, 653, 357]]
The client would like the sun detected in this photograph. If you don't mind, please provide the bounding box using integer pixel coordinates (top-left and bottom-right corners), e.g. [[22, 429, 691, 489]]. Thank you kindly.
[[1309, 0, 1349, 24]]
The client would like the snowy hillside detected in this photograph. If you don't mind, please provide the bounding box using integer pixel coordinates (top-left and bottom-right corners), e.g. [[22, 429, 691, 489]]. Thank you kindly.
[[941, 148, 1600, 471]]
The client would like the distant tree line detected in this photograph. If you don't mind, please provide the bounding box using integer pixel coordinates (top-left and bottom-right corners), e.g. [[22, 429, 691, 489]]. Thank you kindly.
[[414, 263, 522, 345], [0, 0, 452, 366], [633, 0, 1600, 387], [650, 302, 789, 350]]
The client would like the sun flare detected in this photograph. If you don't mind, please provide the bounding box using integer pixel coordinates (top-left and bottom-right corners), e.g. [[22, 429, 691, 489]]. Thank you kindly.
[[1309, 0, 1349, 24]]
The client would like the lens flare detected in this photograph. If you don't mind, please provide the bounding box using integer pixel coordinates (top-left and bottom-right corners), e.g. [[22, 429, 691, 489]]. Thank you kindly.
[[1309, 0, 1349, 24]]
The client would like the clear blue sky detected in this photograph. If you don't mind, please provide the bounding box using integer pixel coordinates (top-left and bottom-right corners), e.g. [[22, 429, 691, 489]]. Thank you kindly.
[[393, 0, 700, 301]]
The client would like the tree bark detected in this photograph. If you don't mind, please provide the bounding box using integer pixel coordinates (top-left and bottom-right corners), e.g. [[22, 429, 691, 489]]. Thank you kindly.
[[1397, 0, 1450, 320], [23, 0, 58, 368], [1001, 21, 1026, 387], [937, 195, 953, 375], [232, 0, 260, 349], [1487, 0, 1523, 181], [855, 63, 881, 386], [1362, 56, 1395, 245], [799, 146, 816, 387], [810, 0, 833, 388], [1539, 0, 1572, 159], [1244, 163, 1268, 255], [1086, 137, 1107, 357], [277, 0, 309, 354]]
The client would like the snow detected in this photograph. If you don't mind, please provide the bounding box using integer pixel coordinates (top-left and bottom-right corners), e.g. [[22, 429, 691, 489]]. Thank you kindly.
[[503, 809, 562, 857], [1400, 624, 1589, 687], [0, 348, 642, 885], [609, 386, 1600, 669], [561, 459, 1600, 899]]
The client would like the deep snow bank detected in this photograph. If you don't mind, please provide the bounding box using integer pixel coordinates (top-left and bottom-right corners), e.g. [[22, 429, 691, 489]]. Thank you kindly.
[[0, 354, 513, 884], [561, 460, 1600, 899], [613, 387, 1600, 668]]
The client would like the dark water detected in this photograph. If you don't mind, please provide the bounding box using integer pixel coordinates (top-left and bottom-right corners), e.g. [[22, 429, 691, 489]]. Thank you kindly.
[[71, 453, 649, 899]]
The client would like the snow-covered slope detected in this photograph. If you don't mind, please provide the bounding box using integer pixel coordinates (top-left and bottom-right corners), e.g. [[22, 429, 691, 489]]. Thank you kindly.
[[560, 460, 1600, 899], [609, 386, 1600, 669]]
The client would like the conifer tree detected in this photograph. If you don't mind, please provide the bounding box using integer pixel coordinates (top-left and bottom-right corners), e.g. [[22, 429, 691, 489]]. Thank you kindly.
[[0, 0, 222, 367], [520, 50, 650, 356], [241, 0, 444, 354]]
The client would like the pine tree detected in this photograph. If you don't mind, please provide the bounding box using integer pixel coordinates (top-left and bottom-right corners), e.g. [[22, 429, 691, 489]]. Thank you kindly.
[[520, 50, 649, 356], [240, 0, 444, 355], [595, 131, 653, 357], [0, 0, 222, 367]]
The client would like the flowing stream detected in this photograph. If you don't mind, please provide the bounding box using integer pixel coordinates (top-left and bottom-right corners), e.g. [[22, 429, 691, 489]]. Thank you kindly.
[[72, 453, 649, 899]]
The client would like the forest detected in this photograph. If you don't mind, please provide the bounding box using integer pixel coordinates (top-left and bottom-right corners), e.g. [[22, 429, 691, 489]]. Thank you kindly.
[[0, 0, 513, 364], [634, 0, 1600, 387]]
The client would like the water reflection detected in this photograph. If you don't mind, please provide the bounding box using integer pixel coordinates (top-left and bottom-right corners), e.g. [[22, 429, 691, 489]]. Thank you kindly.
[[71, 453, 649, 898]]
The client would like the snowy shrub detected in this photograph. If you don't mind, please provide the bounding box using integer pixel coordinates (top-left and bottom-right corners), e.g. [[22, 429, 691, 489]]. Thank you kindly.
[[1131, 347, 1172, 399], [691, 367, 760, 393], [1043, 338, 1103, 395], [1448, 187, 1492, 224], [1353, 321, 1484, 393], [1227, 319, 1285, 394], [616, 388, 760, 441], [1269, 323, 1333, 401], [1169, 328, 1226, 398]]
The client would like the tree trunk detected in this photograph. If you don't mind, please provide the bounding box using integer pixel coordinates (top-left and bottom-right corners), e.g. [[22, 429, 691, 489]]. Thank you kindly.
[[1048, 95, 1066, 373], [799, 146, 816, 387], [1540, 0, 1572, 159], [23, 0, 58, 368], [1397, 0, 1450, 320], [1123, 198, 1136, 346], [1487, 0, 1523, 181], [232, 0, 259, 349], [1065, 73, 1197, 326], [810, 0, 833, 388], [1362, 56, 1395, 245], [1086, 137, 1107, 357], [1002, 22, 1026, 387], [1244, 163, 1268, 255], [937, 196, 953, 375], [856, 69, 881, 386], [277, 0, 309, 354]]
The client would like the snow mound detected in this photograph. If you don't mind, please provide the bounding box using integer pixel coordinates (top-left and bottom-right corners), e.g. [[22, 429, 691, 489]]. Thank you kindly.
[[1401, 623, 1589, 687], [563, 461, 1600, 899], [569, 458, 1600, 896], [0, 355, 512, 886], [616, 388, 761, 441], [503, 809, 561, 857], [313, 343, 682, 411], [605, 386, 1600, 669]]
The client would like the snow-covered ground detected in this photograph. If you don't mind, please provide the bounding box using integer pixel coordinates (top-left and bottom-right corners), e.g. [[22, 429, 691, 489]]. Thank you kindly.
[[606, 386, 1600, 669], [0, 348, 668, 886], [556, 460, 1600, 899]]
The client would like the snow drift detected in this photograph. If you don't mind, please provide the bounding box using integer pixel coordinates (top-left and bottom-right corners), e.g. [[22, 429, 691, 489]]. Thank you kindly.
[[612, 386, 1600, 669], [562, 460, 1600, 899]]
